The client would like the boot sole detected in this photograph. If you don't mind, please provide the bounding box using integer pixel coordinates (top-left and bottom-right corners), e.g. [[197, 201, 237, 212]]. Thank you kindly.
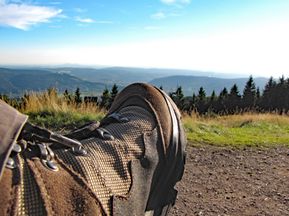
[[145, 87, 186, 216]]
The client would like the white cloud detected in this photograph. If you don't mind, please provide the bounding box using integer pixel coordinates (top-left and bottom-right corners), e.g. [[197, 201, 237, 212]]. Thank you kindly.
[[160, 0, 191, 5], [74, 8, 86, 13], [151, 11, 183, 20], [151, 12, 166, 19], [75, 17, 113, 24], [0, 0, 62, 30], [95, 20, 113, 24], [75, 17, 95, 23]]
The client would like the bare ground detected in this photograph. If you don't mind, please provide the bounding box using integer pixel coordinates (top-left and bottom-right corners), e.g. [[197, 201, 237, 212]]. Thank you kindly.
[[170, 145, 289, 216]]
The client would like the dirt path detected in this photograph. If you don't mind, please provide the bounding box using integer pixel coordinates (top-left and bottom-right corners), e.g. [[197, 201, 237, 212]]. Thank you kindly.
[[170, 145, 289, 216]]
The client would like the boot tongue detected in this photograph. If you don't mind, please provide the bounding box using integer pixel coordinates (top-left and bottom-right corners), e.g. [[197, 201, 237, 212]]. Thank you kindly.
[[100, 112, 129, 126], [0, 100, 28, 180]]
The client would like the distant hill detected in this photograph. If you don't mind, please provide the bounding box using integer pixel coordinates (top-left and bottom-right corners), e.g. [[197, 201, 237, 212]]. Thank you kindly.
[[50, 67, 247, 86], [50, 67, 170, 85], [0, 66, 269, 97], [150, 75, 268, 96], [0, 68, 109, 96]]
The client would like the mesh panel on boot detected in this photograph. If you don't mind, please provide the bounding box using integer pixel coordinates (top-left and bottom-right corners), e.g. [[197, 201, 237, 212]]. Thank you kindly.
[[55, 106, 156, 215], [18, 156, 46, 216]]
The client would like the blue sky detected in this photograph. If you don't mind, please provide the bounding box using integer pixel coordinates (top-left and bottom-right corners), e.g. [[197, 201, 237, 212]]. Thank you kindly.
[[0, 0, 289, 77]]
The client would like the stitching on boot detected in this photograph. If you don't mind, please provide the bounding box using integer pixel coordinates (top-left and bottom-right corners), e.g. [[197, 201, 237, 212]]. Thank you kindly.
[[55, 148, 111, 194], [26, 159, 55, 216], [6, 157, 21, 216], [55, 150, 113, 215], [55, 155, 106, 215], [110, 93, 167, 155]]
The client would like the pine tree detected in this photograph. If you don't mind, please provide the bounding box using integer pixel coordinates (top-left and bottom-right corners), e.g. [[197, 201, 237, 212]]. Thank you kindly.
[[219, 87, 228, 99], [217, 88, 229, 113], [208, 91, 217, 113], [229, 84, 240, 98], [100, 88, 111, 109], [210, 90, 217, 101], [198, 87, 206, 102], [279, 75, 285, 85], [109, 84, 118, 107], [175, 86, 184, 100], [110, 84, 118, 99], [228, 84, 241, 113], [275, 76, 288, 113], [255, 87, 261, 110], [63, 89, 72, 102], [170, 86, 184, 110], [190, 93, 197, 113], [196, 87, 207, 114], [74, 87, 82, 104], [242, 76, 256, 109], [261, 77, 276, 111], [256, 87, 260, 99]]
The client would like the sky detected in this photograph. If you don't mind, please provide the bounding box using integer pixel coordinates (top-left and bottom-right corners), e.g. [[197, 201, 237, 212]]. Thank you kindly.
[[0, 0, 289, 77]]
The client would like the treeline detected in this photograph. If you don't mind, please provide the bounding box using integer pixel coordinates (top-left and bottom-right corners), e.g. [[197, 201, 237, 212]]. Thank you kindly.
[[55, 84, 119, 110], [0, 84, 119, 111], [170, 76, 289, 115], [1, 76, 289, 115]]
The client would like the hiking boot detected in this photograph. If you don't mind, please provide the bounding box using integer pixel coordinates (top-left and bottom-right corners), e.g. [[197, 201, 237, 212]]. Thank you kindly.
[[109, 83, 187, 215], [0, 83, 186, 216]]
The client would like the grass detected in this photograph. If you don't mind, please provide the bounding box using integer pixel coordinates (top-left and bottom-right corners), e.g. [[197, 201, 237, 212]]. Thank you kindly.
[[183, 113, 289, 147], [13, 89, 289, 147], [19, 90, 105, 131], [27, 110, 104, 132]]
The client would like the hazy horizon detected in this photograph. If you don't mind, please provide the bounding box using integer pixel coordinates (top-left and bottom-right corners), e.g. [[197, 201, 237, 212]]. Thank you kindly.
[[0, 64, 277, 80], [0, 0, 289, 77]]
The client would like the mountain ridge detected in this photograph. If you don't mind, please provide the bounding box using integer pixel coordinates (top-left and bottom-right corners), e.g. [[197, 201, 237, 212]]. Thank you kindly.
[[150, 75, 268, 96], [0, 68, 110, 96], [0, 67, 269, 97]]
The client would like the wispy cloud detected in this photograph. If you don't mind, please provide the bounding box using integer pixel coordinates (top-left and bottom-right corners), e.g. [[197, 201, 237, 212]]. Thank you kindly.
[[160, 0, 191, 5], [74, 8, 87, 13], [151, 12, 166, 19], [151, 11, 183, 20], [76, 17, 95, 23], [95, 20, 113, 24], [0, 0, 62, 30], [75, 17, 113, 25]]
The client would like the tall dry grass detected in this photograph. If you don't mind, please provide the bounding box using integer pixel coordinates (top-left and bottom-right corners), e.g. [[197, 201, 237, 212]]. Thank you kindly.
[[182, 111, 289, 127], [20, 89, 105, 116], [12, 89, 289, 145], [17, 89, 105, 130]]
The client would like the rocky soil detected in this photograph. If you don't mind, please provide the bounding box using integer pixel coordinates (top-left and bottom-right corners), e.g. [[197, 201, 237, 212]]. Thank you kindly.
[[170, 145, 289, 216]]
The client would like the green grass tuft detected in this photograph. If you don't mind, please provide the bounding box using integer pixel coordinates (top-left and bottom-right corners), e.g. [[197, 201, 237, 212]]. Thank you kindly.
[[183, 113, 289, 147], [27, 110, 104, 131]]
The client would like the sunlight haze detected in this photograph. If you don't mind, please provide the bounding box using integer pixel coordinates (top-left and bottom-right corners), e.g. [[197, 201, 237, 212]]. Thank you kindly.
[[0, 0, 288, 77]]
